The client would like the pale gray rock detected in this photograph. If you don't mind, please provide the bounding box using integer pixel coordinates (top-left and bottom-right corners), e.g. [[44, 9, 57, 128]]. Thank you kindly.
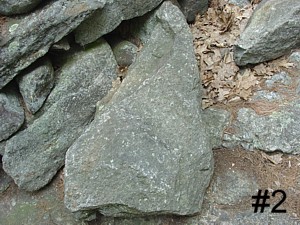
[[65, 2, 212, 217], [251, 90, 281, 101], [0, 0, 106, 89], [228, 0, 249, 7], [3, 39, 117, 191], [177, 0, 208, 23], [234, 0, 300, 66], [74, 0, 163, 45], [0, 90, 24, 141], [112, 40, 138, 67], [203, 108, 230, 148], [265, 72, 292, 88], [0, 0, 42, 16], [289, 51, 300, 69], [17, 58, 54, 114], [222, 102, 300, 153]]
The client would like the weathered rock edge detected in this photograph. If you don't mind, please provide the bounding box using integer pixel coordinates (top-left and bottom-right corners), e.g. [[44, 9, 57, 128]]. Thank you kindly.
[[0, 0, 106, 89]]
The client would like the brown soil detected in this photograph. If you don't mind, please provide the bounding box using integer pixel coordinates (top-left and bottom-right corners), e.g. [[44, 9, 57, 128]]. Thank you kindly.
[[213, 148, 300, 218]]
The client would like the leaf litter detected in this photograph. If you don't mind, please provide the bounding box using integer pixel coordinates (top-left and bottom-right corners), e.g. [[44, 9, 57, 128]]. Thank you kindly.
[[191, 0, 294, 109]]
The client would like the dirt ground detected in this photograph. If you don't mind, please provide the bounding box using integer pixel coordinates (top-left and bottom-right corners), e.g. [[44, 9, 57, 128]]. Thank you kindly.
[[213, 148, 300, 218]]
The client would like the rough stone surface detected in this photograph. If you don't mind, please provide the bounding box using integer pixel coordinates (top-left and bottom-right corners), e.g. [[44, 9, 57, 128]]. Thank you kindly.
[[112, 40, 138, 67], [74, 0, 163, 45], [228, 0, 249, 7], [177, 0, 209, 23], [234, 0, 300, 66], [222, 102, 300, 153], [65, 2, 212, 217], [0, 90, 24, 142], [0, 164, 13, 194], [0, 170, 83, 225], [203, 108, 230, 148], [210, 170, 258, 205], [17, 58, 54, 114], [3, 39, 117, 191], [265, 72, 292, 88], [0, 142, 5, 156], [0, 0, 42, 16], [289, 51, 300, 70], [0, 0, 106, 89]]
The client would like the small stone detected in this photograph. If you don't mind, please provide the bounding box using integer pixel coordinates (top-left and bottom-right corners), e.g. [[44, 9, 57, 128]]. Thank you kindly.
[[17, 58, 54, 114], [112, 40, 138, 67]]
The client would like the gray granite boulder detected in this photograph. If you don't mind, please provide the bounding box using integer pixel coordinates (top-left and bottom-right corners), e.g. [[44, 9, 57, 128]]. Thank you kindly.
[[17, 58, 54, 114], [65, 1, 212, 218], [223, 102, 300, 154], [3, 39, 117, 191], [0, 0, 42, 16], [234, 0, 300, 66], [0, 90, 24, 142], [177, 0, 209, 23], [74, 0, 163, 45], [0, 0, 106, 89]]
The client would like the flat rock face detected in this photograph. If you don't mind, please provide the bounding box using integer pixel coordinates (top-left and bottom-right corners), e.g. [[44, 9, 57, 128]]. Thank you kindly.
[[0, 90, 24, 142], [234, 0, 300, 66], [17, 58, 54, 114], [65, 2, 213, 217], [74, 0, 163, 45], [3, 39, 117, 191], [0, 0, 42, 16], [223, 102, 300, 154], [0, 0, 106, 90]]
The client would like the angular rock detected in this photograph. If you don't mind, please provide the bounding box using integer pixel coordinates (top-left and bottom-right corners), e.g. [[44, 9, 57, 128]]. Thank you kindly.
[[74, 0, 163, 45], [65, 2, 212, 217], [0, 0, 106, 89], [222, 102, 300, 153], [112, 40, 138, 67], [177, 0, 209, 23], [0, 0, 42, 16], [0, 90, 24, 141], [3, 39, 117, 191], [203, 108, 230, 148], [234, 0, 300, 66], [17, 58, 54, 114]]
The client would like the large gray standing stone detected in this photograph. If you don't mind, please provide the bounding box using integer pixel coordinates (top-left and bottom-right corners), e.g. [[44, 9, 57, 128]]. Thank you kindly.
[[0, 90, 24, 141], [17, 58, 54, 114], [65, 1, 213, 217], [74, 0, 163, 45], [0, 0, 42, 16], [3, 39, 117, 191], [234, 0, 300, 66], [222, 102, 300, 153], [0, 0, 106, 89]]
